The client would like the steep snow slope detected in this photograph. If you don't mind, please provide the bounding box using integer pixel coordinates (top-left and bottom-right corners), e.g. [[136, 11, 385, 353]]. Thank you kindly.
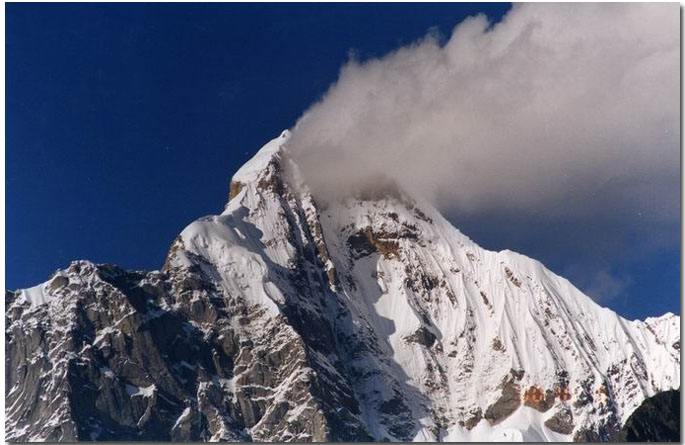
[[6, 132, 680, 442]]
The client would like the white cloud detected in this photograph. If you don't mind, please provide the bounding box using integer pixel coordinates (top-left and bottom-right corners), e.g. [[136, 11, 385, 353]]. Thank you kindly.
[[288, 3, 679, 229]]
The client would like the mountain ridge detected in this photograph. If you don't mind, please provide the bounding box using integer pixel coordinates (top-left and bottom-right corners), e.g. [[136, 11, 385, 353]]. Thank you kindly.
[[6, 132, 680, 441]]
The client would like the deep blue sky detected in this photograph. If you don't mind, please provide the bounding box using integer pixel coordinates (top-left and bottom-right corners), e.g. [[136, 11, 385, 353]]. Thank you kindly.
[[6, 3, 679, 321]]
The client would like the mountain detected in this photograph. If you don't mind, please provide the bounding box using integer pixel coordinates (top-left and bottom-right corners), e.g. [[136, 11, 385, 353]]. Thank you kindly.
[[616, 389, 680, 442], [5, 131, 680, 442]]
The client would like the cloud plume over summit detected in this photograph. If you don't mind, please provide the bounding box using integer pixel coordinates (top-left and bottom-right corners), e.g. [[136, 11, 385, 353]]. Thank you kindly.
[[289, 3, 678, 227]]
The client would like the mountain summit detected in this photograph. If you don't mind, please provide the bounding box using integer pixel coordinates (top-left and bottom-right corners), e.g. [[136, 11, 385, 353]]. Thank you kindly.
[[6, 133, 680, 442]]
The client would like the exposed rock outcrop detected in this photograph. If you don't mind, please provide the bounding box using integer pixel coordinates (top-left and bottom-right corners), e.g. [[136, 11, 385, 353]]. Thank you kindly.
[[545, 407, 575, 435], [616, 389, 680, 442], [484, 372, 523, 425]]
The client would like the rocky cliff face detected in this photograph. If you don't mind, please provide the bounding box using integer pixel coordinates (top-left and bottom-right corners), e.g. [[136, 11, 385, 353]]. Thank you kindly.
[[615, 389, 680, 442], [6, 132, 680, 441]]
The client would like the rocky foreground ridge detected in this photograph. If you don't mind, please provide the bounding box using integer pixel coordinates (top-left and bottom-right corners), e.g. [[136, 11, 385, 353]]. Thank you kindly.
[[6, 131, 680, 441]]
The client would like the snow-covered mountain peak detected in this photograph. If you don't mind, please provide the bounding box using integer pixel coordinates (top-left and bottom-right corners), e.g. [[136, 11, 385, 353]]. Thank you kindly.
[[6, 132, 680, 442], [167, 132, 679, 440], [227, 129, 292, 201], [232, 130, 290, 182]]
